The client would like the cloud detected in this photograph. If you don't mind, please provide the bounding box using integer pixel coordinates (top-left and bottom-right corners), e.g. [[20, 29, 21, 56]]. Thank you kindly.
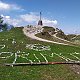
[[5, 16, 10, 19], [0, 1, 10, 10], [20, 12, 58, 26], [1, 14, 10, 19], [5, 18, 21, 26], [20, 13, 39, 23], [0, 1, 23, 10], [6, 18, 21, 26], [1, 14, 21, 26], [42, 19, 57, 26], [1, 12, 58, 27]]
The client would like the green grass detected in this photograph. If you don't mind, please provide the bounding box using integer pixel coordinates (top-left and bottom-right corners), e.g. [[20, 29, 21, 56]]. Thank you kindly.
[[35, 26, 76, 45], [43, 26, 55, 32], [0, 27, 80, 80]]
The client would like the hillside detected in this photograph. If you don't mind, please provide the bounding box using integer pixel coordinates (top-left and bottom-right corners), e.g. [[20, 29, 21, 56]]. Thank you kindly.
[[35, 26, 77, 46], [67, 34, 80, 44], [0, 27, 80, 80], [43, 26, 69, 40]]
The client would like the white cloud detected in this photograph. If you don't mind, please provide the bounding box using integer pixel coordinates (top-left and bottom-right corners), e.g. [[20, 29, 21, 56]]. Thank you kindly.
[[1, 14, 4, 17], [20, 12, 58, 26], [6, 19, 21, 26], [0, 1, 23, 10], [5, 16, 10, 19], [1, 14, 21, 26], [42, 19, 57, 26], [20, 13, 39, 22], [0, 12, 58, 27], [1, 14, 10, 19], [0, 1, 10, 10]]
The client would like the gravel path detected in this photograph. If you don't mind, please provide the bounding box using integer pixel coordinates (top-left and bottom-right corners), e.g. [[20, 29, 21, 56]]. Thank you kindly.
[[52, 33, 70, 42], [23, 27, 69, 45]]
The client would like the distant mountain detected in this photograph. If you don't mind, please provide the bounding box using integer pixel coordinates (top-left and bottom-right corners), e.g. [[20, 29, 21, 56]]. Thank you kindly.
[[0, 24, 14, 32], [0, 16, 14, 32], [7, 24, 14, 30]]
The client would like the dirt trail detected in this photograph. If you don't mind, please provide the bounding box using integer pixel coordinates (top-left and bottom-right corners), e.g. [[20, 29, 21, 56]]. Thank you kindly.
[[23, 27, 69, 45]]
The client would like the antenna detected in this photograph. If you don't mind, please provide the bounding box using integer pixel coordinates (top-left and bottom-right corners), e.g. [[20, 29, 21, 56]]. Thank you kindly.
[[40, 12, 42, 20]]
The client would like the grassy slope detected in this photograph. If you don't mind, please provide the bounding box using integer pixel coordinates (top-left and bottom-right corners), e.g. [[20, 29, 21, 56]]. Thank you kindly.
[[35, 32, 73, 45], [36, 27, 76, 45], [0, 27, 80, 80], [67, 34, 80, 45]]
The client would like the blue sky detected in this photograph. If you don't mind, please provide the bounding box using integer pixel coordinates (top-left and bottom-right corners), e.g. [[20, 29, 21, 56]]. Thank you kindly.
[[0, 0, 80, 34]]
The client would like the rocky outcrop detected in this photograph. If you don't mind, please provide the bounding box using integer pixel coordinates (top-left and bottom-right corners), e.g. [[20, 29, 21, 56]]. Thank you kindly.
[[42, 26, 69, 40]]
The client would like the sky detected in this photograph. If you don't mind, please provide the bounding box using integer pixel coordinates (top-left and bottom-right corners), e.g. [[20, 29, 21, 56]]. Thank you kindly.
[[0, 0, 80, 34]]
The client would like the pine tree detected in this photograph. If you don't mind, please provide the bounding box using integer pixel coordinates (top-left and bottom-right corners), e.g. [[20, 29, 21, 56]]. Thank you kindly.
[[0, 16, 7, 31], [2, 23, 8, 31], [0, 16, 3, 23], [0, 16, 3, 29]]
